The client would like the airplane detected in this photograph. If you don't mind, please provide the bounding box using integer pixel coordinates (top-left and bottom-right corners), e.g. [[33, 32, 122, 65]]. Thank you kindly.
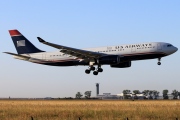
[[4, 29, 178, 75]]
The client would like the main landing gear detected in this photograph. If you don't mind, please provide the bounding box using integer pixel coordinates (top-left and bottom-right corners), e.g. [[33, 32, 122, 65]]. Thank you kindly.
[[85, 65, 103, 75], [85, 66, 95, 74], [157, 58, 161, 65]]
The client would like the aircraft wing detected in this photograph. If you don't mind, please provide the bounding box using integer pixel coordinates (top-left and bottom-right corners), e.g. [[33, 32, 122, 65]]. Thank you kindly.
[[37, 37, 106, 59]]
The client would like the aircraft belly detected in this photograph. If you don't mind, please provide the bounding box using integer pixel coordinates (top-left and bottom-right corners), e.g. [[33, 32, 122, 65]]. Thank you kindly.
[[33, 59, 88, 66], [43, 61, 77, 66], [121, 52, 167, 61]]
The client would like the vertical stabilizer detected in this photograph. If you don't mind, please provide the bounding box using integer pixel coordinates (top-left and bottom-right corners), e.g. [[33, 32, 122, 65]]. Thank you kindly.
[[9, 30, 44, 54]]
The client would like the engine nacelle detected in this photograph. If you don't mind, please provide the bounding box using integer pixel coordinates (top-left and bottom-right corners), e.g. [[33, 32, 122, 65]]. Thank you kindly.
[[110, 61, 131, 68], [97, 55, 120, 65]]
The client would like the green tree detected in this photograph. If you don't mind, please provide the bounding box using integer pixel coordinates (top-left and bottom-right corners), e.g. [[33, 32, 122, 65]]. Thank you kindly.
[[171, 90, 178, 99], [75, 92, 83, 99], [133, 90, 140, 99], [148, 90, 153, 99], [133, 90, 140, 94], [163, 89, 169, 99], [84, 91, 91, 99], [123, 90, 131, 99], [178, 92, 180, 99], [153, 90, 159, 99], [142, 90, 149, 99]]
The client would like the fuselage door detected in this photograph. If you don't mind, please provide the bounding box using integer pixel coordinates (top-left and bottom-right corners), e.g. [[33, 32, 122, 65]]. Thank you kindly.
[[157, 43, 162, 50]]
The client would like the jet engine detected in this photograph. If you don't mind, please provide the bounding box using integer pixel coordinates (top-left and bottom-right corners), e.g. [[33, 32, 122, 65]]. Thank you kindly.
[[110, 61, 131, 68], [97, 55, 120, 65]]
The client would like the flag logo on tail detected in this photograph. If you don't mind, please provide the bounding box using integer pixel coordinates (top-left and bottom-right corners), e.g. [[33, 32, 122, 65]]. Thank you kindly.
[[17, 40, 25, 47]]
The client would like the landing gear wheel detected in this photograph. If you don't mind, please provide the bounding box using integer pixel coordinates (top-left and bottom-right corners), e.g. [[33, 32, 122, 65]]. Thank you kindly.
[[85, 69, 90, 74], [157, 62, 161, 65], [90, 66, 95, 71], [98, 68, 103, 72], [93, 71, 98, 75]]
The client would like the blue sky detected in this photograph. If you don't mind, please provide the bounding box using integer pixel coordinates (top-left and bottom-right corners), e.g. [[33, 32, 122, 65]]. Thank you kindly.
[[1, 0, 180, 98]]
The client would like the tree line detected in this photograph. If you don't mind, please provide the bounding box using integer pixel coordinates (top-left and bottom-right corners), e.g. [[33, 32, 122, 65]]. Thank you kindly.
[[75, 91, 92, 99], [123, 89, 180, 99], [74, 89, 180, 100]]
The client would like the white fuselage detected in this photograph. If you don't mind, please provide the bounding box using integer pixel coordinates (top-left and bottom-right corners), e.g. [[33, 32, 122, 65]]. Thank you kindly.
[[15, 42, 177, 66]]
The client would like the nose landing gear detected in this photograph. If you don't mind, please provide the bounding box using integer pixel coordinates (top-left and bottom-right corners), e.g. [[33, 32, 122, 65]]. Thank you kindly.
[[157, 58, 161, 65], [158, 62, 161, 65]]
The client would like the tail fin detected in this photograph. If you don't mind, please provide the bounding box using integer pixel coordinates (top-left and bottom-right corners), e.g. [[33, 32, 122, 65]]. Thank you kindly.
[[9, 29, 44, 54]]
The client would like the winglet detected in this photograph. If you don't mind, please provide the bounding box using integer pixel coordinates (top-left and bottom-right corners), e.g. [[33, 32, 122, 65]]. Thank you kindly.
[[37, 37, 46, 43]]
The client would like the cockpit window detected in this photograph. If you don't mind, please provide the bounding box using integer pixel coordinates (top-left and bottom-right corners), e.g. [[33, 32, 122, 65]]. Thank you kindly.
[[167, 44, 172, 47]]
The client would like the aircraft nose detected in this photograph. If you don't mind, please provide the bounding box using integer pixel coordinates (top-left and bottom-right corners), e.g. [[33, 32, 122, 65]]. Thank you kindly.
[[175, 47, 178, 51], [174, 47, 178, 52]]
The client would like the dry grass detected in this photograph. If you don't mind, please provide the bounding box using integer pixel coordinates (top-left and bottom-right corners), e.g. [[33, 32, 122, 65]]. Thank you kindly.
[[0, 100, 179, 120]]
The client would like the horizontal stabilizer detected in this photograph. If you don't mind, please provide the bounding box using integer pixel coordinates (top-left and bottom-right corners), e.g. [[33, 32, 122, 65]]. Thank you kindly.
[[3, 52, 30, 60]]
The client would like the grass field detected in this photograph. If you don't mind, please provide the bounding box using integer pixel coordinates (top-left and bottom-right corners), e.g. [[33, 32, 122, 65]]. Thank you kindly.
[[0, 100, 180, 120]]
